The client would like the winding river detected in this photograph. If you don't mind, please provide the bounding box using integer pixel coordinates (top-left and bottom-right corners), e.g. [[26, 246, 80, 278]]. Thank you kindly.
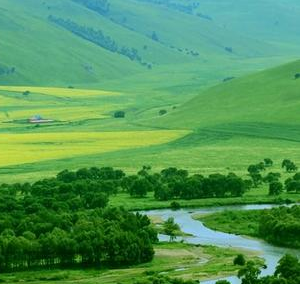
[[144, 204, 300, 284]]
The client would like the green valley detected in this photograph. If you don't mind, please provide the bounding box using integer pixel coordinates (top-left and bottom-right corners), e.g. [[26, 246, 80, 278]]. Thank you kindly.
[[1, 1, 300, 284]]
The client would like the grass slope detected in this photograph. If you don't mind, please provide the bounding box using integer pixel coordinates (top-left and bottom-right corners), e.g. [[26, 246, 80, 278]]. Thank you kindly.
[[0, 0, 299, 95], [2, 61, 300, 183], [156, 59, 300, 129]]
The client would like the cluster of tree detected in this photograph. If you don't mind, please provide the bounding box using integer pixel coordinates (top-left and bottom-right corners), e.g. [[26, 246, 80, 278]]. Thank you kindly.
[[282, 159, 298, 172], [169, 45, 200, 57], [0, 65, 15, 76], [72, 0, 110, 15], [247, 158, 273, 187], [0, 208, 156, 271], [0, 169, 157, 271], [138, 275, 199, 284], [285, 172, 300, 193], [131, 254, 300, 284], [135, 274, 198, 284], [258, 205, 300, 248], [232, 254, 300, 284], [48, 16, 151, 68], [137, 0, 199, 15], [247, 158, 299, 195], [125, 167, 249, 200]]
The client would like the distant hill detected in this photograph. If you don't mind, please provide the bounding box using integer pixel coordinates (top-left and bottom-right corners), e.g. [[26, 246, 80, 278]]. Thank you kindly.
[[1, 0, 300, 89], [156, 59, 300, 131]]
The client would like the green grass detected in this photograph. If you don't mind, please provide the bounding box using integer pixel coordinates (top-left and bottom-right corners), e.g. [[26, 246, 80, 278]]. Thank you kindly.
[[154, 60, 300, 129], [193, 210, 262, 238], [108, 186, 300, 211], [1, 2, 300, 192], [0, 242, 262, 284], [0, 0, 299, 92]]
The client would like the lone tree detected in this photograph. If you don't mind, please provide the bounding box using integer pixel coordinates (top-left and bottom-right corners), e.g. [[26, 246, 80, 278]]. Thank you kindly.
[[151, 31, 159, 41], [163, 217, 180, 242], [264, 158, 273, 167], [247, 164, 263, 187], [295, 73, 300, 79], [23, 90, 30, 96], [285, 179, 300, 193], [269, 181, 283, 196], [114, 111, 125, 118], [234, 254, 246, 266], [159, 109, 167, 116], [282, 159, 298, 172]]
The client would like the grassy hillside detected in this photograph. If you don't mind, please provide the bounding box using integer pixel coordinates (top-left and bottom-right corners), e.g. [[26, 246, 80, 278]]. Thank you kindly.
[[195, 0, 300, 43], [156, 60, 300, 129], [2, 60, 300, 182], [0, 0, 299, 98], [1, 1, 300, 182]]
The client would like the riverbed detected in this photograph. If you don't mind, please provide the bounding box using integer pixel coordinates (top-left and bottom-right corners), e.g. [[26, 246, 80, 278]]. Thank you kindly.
[[144, 204, 300, 284]]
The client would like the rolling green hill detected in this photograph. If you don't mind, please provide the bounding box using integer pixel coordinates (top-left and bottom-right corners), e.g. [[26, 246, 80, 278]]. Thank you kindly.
[[2, 60, 300, 182], [1, 1, 300, 181], [0, 0, 300, 98], [156, 59, 300, 129]]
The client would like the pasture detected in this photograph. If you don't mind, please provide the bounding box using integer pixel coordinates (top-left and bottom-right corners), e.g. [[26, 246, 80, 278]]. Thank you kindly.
[[0, 130, 188, 168], [0, 242, 262, 284]]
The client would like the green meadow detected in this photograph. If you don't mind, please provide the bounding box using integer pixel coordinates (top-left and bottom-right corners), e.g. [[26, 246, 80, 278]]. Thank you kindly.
[[1, 1, 300, 284], [1, 60, 300, 185], [0, 0, 300, 184], [0, 242, 262, 284]]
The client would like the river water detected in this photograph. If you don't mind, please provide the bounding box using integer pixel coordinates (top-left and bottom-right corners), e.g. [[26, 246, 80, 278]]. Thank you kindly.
[[143, 204, 300, 284]]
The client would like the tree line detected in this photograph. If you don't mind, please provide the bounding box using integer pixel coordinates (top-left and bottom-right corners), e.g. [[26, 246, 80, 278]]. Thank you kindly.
[[48, 16, 152, 69], [259, 205, 300, 248], [247, 158, 299, 196], [229, 254, 300, 284], [72, 0, 110, 15], [136, 0, 199, 15], [29, 166, 249, 201], [0, 65, 15, 76], [0, 170, 157, 271]]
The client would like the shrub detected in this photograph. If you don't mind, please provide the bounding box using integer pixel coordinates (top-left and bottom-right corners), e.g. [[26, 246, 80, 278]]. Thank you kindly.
[[159, 109, 167, 116], [170, 201, 181, 210], [114, 111, 125, 118], [234, 254, 246, 266]]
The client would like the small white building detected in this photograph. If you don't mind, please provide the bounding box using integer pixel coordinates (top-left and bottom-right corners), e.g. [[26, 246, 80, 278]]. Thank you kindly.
[[28, 115, 54, 124]]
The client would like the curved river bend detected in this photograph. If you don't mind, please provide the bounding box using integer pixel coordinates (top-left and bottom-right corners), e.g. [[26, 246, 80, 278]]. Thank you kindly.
[[143, 204, 300, 284]]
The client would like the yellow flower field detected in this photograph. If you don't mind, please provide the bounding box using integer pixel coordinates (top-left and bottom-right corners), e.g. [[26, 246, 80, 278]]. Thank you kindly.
[[0, 86, 120, 98], [1, 106, 112, 122], [0, 130, 189, 167]]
